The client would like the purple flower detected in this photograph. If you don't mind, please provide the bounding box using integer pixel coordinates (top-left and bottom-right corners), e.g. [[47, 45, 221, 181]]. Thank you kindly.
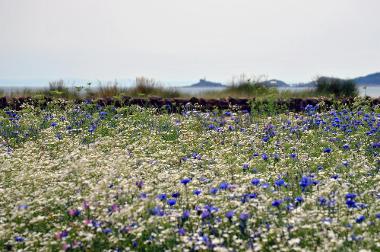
[[242, 163, 249, 170], [68, 209, 81, 217], [18, 204, 28, 210], [201, 210, 211, 219], [225, 210, 234, 220], [178, 228, 186, 236], [103, 228, 112, 235], [150, 206, 164, 216], [239, 213, 250, 221], [55, 230, 69, 240], [262, 153, 268, 161], [182, 210, 190, 220], [135, 181, 144, 189]]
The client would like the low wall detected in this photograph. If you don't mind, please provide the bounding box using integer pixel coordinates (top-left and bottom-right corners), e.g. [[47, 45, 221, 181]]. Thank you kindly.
[[1, 96, 379, 112]]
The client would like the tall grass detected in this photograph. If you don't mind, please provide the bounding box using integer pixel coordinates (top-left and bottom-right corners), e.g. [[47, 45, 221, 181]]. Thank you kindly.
[[126, 77, 181, 98], [0, 75, 360, 100], [202, 75, 279, 99]]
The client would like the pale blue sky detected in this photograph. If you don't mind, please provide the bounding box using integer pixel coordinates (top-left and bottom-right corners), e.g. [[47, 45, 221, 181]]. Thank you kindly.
[[0, 0, 379, 84]]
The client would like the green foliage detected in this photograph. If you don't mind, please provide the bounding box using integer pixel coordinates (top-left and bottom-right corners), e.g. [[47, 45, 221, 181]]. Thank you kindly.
[[316, 76, 359, 97]]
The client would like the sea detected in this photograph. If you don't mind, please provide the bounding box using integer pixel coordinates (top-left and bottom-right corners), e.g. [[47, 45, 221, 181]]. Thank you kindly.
[[176, 86, 380, 98]]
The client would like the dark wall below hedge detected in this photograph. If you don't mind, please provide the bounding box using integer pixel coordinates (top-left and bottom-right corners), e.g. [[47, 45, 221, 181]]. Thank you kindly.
[[1, 96, 379, 112]]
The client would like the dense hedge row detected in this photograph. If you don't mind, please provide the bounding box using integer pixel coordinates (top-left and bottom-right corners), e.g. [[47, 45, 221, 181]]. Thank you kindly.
[[1, 96, 379, 112]]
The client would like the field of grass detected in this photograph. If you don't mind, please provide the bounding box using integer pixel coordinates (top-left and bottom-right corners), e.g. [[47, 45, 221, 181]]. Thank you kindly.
[[0, 98, 379, 251]]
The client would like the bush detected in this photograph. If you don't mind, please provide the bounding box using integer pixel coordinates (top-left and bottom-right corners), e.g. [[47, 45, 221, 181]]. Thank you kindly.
[[203, 74, 279, 99], [315, 77, 358, 97]]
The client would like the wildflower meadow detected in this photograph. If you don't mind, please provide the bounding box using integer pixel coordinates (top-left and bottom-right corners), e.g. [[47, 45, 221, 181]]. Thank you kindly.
[[0, 98, 379, 251]]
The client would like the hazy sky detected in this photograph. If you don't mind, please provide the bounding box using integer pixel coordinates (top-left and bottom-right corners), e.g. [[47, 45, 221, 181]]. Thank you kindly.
[[0, 0, 379, 84]]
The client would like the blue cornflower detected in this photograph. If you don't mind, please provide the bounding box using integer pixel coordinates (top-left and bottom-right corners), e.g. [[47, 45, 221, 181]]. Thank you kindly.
[[356, 215, 366, 223], [262, 153, 268, 161], [318, 196, 327, 206], [323, 147, 332, 153], [248, 193, 257, 198], [157, 193, 167, 201], [180, 178, 191, 185], [295, 196, 304, 203], [262, 182, 270, 189], [290, 153, 297, 159], [275, 179, 286, 187], [51, 122, 58, 127], [14, 236, 25, 242], [331, 174, 339, 180], [262, 136, 270, 143], [88, 125, 96, 133], [345, 193, 357, 200], [210, 187, 218, 195], [193, 189, 202, 195], [171, 192, 180, 198], [299, 176, 314, 191], [167, 199, 177, 206], [346, 199, 356, 208], [208, 124, 215, 130], [272, 199, 283, 207], [375, 213, 380, 219], [251, 178, 260, 186], [219, 182, 229, 190]]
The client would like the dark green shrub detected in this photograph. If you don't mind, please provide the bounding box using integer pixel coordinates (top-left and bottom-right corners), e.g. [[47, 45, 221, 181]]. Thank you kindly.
[[316, 77, 358, 97]]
